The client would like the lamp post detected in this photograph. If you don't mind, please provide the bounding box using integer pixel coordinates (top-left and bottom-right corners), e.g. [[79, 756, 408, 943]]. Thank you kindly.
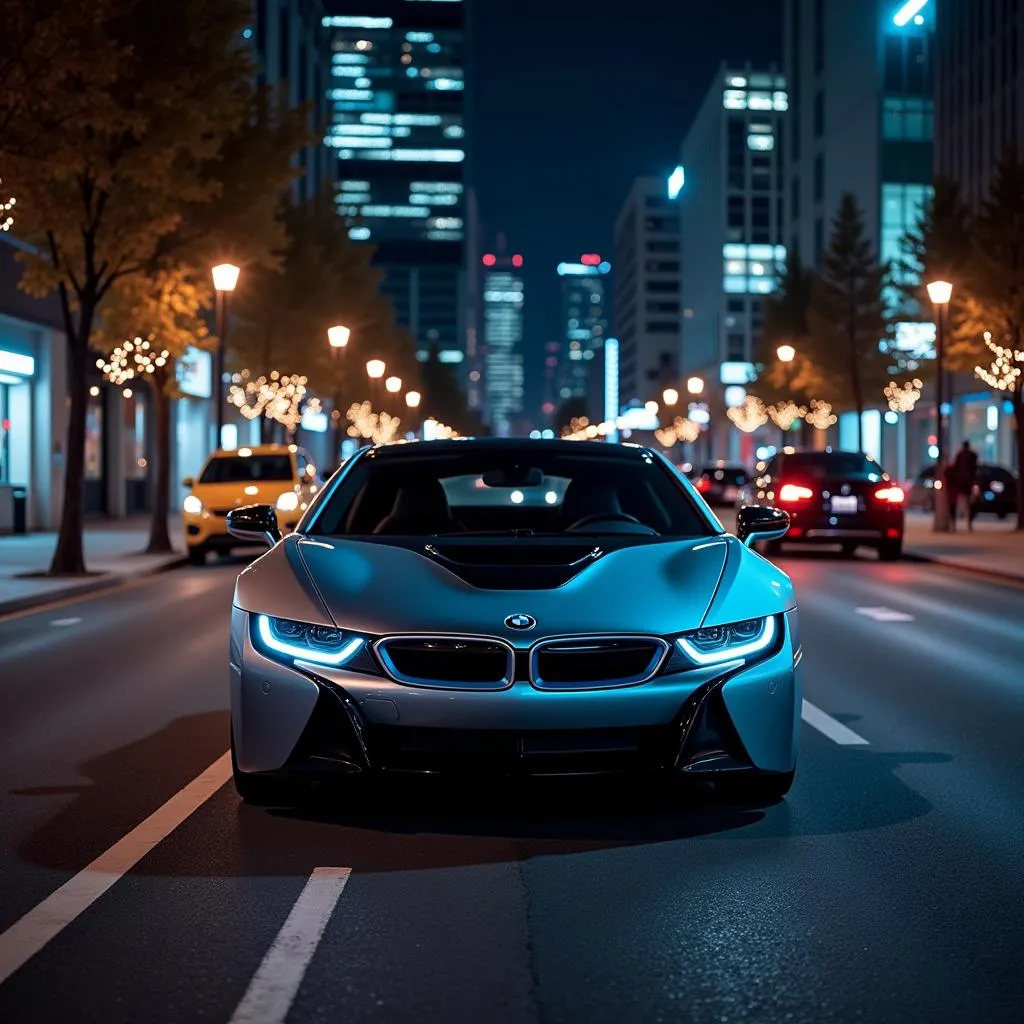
[[926, 279, 954, 532], [327, 325, 350, 463], [385, 375, 402, 394], [366, 358, 386, 410], [662, 387, 679, 407], [405, 390, 421, 438], [776, 343, 795, 363], [212, 263, 240, 444], [686, 376, 704, 395]]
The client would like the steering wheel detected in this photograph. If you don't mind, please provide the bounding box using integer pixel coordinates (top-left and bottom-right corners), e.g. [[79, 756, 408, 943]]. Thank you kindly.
[[567, 512, 644, 530]]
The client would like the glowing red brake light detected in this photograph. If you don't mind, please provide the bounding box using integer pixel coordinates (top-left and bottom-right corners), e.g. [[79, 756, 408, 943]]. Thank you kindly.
[[696, 477, 712, 493], [778, 483, 814, 503], [875, 485, 905, 503]]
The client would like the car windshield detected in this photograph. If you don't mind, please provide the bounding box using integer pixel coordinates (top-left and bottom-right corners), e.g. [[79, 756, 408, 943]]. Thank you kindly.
[[199, 454, 293, 483], [308, 447, 713, 538], [781, 452, 884, 480]]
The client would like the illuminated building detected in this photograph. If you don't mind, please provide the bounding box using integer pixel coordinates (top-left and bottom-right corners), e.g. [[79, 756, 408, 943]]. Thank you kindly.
[[324, 1, 468, 366], [555, 256, 610, 405], [480, 245, 525, 437], [935, 0, 1024, 209], [613, 176, 682, 408]]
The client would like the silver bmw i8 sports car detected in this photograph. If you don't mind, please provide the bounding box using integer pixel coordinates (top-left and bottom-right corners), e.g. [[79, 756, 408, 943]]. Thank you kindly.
[[226, 438, 799, 805]]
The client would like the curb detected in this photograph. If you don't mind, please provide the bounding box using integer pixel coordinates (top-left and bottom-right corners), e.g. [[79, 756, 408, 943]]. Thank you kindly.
[[0, 554, 188, 617], [902, 549, 1024, 586]]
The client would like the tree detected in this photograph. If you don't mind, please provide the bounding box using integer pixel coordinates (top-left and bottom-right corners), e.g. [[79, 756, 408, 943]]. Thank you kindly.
[[806, 193, 893, 451], [5, 0, 263, 574], [554, 396, 590, 435], [93, 266, 212, 554], [948, 147, 1024, 529]]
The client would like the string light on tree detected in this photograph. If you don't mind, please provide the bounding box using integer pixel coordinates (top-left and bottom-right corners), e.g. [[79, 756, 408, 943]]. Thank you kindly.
[[228, 369, 308, 433], [726, 395, 768, 433], [0, 178, 14, 232], [96, 336, 170, 385], [975, 330, 1023, 392], [767, 401, 807, 430], [346, 401, 403, 444], [883, 378, 923, 413], [804, 399, 838, 430], [655, 417, 701, 447]]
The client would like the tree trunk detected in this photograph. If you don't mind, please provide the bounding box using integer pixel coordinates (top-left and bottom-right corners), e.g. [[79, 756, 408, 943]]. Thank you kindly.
[[260, 414, 270, 444], [145, 376, 173, 554], [49, 298, 94, 575]]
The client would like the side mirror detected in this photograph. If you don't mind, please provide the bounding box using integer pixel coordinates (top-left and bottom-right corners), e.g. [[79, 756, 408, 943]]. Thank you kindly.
[[226, 504, 282, 548], [182, 477, 194, 488], [736, 505, 790, 548]]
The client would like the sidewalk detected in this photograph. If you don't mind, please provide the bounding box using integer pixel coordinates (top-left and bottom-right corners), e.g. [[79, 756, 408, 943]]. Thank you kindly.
[[0, 517, 186, 615], [901, 510, 1024, 582]]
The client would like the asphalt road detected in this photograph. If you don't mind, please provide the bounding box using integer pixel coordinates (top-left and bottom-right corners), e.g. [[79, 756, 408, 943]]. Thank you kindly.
[[0, 551, 1022, 1023]]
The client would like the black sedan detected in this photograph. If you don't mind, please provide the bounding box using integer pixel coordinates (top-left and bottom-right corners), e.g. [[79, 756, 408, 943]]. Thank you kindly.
[[907, 463, 1017, 520], [691, 463, 750, 507], [744, 448, 905, 560]]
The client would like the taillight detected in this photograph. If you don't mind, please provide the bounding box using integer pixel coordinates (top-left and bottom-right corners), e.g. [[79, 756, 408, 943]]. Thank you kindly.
[[696, 478, 712, 493], [875, 486, 905, 504], [778, 483, 814, 503]]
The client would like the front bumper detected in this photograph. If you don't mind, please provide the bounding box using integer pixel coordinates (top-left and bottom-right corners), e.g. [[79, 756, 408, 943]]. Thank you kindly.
[[230, 609, 802, 779], [185, 510, 299, 549]]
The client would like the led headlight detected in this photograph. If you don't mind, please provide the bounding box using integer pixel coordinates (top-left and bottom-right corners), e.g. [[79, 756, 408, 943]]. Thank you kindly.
[[254, 614, 364, 667], [276, 491, 300, 512], [183, 495, 203, 515], [676, 615, 777, 666]]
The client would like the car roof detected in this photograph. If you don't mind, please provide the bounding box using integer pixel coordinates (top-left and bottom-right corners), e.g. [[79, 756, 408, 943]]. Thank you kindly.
[[209, 444, 297, 458], [361, 438, 658, 461]]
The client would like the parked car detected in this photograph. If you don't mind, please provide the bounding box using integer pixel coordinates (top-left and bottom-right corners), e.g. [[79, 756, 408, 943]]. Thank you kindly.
[[907, 463, 1017, 519], [692, 462, 750, 507], [743, 448, 905, 560]]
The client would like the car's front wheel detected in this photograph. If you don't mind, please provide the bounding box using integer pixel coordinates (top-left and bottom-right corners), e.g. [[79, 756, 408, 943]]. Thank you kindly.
[[187, 545, 207, 566], [717, 769, 795, 805], [231, 729, 299, 806]]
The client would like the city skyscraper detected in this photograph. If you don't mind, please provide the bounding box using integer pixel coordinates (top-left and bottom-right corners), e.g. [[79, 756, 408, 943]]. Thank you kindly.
[[480, 245, 525, 437], [678, 63, 787, 459], [612, 175, 683, 409], [323, 1, 467, 367], [555, 255, 610, 408]]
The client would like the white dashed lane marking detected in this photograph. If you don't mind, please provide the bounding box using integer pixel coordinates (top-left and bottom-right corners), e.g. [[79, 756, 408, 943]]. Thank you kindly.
[[856, 606, 915, 622], [801, 699, 870, 745]]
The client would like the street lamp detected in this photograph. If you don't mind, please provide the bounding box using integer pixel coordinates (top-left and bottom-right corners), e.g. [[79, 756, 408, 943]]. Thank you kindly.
[[662, 387, 679, 407], [385, 375, 402, 394], [366, 359, 386, 380], [777, 343, 796, 363], [327, 325, 351, 463], [686, 376, 704, 395], [405, 390, 421, 409], [328, 324, 351, 353], [212, 263, 240, 443], [926, 279, 954, 532]]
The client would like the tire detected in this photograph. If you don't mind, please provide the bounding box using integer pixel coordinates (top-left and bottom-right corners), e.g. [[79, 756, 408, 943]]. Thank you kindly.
[[877, 538, 903, 562], [231, 729, 298, 806], [840, 542, 858, 557], [997, 512, 1008, 521], [187, 545, 207, 566], [716, 769, 795, 805]]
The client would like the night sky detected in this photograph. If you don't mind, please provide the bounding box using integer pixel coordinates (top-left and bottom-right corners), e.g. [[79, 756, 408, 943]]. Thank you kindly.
[[471, 0, 783, 416]]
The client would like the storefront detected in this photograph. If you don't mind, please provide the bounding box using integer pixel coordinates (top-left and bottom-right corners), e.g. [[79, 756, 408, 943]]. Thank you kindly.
[[174, 347, 214, 500]]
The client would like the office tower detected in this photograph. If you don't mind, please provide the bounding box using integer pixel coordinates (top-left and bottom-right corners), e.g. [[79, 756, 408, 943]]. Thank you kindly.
[[678, 63, 787, 460], [934, 0, 1024, 208], [254, 0, 333, 204], [555, 255, 610, 405], [323, 1, 467, 365], [613, 175, 683, 408], [480, 246, 525, 437]]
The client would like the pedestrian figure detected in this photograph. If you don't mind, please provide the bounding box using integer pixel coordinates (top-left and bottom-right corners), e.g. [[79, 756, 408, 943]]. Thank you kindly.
[[952, 440, 978, 531]]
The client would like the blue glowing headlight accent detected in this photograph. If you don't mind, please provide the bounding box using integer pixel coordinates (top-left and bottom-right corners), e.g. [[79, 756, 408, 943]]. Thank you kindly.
[[676, 616, 777, 666], [255, 614, 364, 667]]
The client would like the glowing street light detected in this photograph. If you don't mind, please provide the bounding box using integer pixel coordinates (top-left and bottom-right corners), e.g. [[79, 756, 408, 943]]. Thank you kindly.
[[405, 391, 421, 408], [212, 263, 241, 439], [686, 376, 704, 395], [385, 375, 402, 394], [662, 387, 679, 406], [776, 343, 796, 363], [927, 279, 954, 532], [328, 324, 351, 351], [366, 359, 386, 379], [644, 400, 659, 414]]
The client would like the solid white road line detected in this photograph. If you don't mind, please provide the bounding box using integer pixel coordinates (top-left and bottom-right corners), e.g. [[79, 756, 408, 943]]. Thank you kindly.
[[856, 606, 915, 622], [801, 699, 870, 746], [0, 751, 231, 987], [229, 867, 352, 1024], [50, 618, 82, 627]]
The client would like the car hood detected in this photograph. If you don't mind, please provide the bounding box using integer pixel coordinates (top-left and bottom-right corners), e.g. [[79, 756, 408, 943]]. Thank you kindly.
[[270, 534, 738, 640]]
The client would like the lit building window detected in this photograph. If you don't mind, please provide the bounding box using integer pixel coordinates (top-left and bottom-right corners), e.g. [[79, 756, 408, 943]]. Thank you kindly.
[[747, 132, 775, 151], [349, 227, 371, 240]]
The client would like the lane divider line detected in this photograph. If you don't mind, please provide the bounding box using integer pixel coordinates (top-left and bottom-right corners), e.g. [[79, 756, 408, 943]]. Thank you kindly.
[[855, 606, 915, 622], [0, 751, 231, 987], [228, 867, 352, 1024], [801, 699, 870, 746]]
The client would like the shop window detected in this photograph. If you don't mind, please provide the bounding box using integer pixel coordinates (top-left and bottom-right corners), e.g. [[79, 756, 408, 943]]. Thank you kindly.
[[85, 393, 104, 481]]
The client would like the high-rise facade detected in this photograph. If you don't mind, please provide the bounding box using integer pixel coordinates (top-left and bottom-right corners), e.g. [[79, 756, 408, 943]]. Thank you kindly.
[[480, 247, 525, 437], [255, 0, 334, 204], [678, 64, 788, 459], [612, 176, 682, 408], [323, 1, 467, 366], [935, 0, 1024, 208], [555, 256, 610, 405]]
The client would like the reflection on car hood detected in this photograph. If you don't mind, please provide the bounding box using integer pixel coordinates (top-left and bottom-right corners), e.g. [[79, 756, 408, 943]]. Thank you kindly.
[[287, 534, 732, 639]]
